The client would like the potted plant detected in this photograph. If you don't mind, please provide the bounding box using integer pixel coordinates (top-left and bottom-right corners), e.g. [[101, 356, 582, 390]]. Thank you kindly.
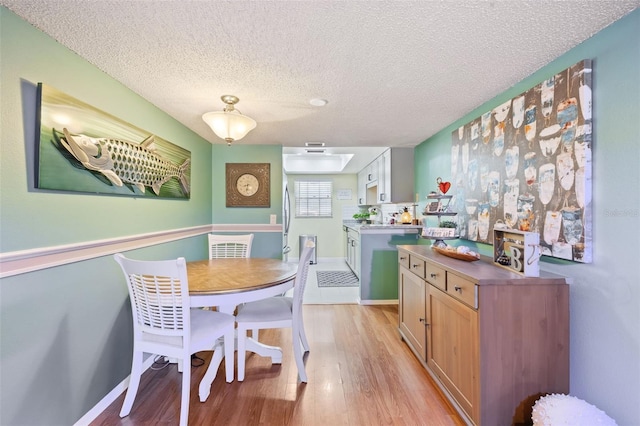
[[353, 212, 371, 223], [439, 220, 457, 237]]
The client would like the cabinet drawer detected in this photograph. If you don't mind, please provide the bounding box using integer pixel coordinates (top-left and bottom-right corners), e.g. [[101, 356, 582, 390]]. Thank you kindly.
[[398, 251, 410, 270], [446, 273, 478, 309], [425, 263, 446, 291], [408, 256, 425, 278]]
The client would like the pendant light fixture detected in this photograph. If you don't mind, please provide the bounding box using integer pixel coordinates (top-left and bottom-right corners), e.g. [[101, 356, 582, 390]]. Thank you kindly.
[[202, 95, 257, 145]]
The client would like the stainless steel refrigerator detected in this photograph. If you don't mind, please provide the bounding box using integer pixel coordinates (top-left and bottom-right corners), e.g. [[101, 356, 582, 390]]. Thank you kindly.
[[282, 177, 291, 261]]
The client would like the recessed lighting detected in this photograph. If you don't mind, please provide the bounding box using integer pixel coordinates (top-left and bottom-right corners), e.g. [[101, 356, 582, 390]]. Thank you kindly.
[[310, 98, 328, 107], [305, 142, 325, 147]]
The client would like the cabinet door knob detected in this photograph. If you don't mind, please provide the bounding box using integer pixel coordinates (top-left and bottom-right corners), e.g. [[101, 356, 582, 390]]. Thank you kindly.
[[412, 263, 420, 268], [430, 273, 437, 278], [454, 286, 462, 293], [400, 256, 407, 260]]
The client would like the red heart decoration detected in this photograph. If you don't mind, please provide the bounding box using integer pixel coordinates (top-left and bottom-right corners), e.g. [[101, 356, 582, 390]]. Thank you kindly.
[[439, 181, 451, 194]]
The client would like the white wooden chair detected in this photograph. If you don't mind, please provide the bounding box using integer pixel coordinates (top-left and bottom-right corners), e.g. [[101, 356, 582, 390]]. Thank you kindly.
[[234, 240, 315, 382], [114, 253, 235, 426], [208, 233, 254, 259]]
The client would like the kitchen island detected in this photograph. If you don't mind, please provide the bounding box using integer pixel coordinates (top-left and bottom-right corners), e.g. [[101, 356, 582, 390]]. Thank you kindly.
[[343, 223, 422, 304]]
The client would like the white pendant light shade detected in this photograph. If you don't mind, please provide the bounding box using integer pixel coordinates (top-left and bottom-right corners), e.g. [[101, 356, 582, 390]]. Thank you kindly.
[[202, 110, 256, 141], [202, 95, 256, 145]]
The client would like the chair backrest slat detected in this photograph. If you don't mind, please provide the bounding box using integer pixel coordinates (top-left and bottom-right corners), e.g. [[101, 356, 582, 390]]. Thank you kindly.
[[115, 254, 190, 339], [130, 274, 184, 330], [208, 234, 254, 259]]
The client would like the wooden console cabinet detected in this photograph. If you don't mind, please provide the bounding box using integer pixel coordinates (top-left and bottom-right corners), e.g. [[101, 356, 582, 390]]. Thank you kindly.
[[398, 245, 569, 426]]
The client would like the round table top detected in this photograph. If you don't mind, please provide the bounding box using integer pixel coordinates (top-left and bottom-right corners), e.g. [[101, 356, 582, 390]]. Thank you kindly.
[[187, 258, 297, 295]]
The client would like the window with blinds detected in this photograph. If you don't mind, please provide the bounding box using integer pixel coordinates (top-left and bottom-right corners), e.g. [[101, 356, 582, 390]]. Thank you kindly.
[[295, 179, 333, 218]]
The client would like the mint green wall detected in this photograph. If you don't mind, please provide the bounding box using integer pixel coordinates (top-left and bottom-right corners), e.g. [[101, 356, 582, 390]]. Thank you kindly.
[[414, 10, 640, 424], [0, 14, 213, 251], [212, 144, 283, 224], [212, 144, 284, 258], [0, 8, 213, 425]]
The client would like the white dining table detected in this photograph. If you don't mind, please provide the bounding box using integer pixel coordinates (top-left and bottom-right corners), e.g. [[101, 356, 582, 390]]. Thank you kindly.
[[186, 258, 297, 402]]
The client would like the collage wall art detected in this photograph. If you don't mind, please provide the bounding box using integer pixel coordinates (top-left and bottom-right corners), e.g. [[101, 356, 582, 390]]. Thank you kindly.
[[450, 59, 592, 263]]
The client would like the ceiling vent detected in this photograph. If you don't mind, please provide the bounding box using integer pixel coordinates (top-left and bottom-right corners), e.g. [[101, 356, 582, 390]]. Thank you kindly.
[[305, 142, 325, 147], [305, 149, 326, 154]]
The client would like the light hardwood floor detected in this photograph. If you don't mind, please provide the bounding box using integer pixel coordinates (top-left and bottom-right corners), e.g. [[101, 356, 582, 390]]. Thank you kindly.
[[91, 260, 464, 425], [90, 303, 464, 425]]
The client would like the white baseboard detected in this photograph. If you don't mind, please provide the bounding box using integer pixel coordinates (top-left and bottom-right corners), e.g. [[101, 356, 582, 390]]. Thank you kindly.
[[359, 299, 398, 305], [73, 356, 155, 426]]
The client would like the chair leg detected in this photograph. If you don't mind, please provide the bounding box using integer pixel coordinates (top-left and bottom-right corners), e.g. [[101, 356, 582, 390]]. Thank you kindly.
[[298, 315, 310, 353], [237, 327, 247, 381], [223, 328, 235, 383], [199, 339, 224, 402], [292, 323, 308, 383], [179, 355, 191, 426], [119, 350, 143, 417]]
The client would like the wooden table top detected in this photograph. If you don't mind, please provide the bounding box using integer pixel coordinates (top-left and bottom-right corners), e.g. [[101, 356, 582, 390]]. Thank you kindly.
[[187, 258, 297, 295]]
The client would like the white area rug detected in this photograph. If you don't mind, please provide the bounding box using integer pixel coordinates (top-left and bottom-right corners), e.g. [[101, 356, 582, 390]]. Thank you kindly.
[[316, 271, 359, 287]]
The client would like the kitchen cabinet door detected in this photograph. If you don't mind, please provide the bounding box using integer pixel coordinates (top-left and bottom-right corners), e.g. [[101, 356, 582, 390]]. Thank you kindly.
[[427, 285, 478, 423], [357, 169, 367, 206], [346, 228, 360, 278], [399, 266, 426, 361]]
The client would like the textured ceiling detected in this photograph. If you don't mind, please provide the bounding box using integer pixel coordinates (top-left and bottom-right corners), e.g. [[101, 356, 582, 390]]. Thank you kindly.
[[2, 1, 638, 171]]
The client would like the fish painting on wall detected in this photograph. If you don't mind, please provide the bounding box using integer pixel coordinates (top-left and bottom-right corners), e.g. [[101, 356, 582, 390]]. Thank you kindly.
[[451, 60, 592, 263], [36, 83, 191, 199]]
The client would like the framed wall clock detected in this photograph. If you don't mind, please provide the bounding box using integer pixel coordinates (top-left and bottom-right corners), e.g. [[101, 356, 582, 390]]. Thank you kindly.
[[225, 163, 270, 207]]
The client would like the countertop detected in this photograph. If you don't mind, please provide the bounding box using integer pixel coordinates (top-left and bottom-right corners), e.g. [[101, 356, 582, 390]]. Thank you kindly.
[[344, 223, 423, 233], [397, 244, 568, 286]]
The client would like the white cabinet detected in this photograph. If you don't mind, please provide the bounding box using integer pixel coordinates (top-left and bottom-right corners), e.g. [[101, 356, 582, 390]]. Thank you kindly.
[[357, 169, 367, 206], [358, 148, 414, 205], [364, 161, 378, 184], [376, 153, 387, 204], [345, 227, 360, 278]]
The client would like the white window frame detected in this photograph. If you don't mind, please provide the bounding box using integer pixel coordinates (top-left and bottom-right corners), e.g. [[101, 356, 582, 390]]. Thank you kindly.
[[294, 179, 333, 218]]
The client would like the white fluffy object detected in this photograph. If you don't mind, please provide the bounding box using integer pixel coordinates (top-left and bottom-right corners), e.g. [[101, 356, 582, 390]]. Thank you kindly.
[[532, 394, 617, 426]]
